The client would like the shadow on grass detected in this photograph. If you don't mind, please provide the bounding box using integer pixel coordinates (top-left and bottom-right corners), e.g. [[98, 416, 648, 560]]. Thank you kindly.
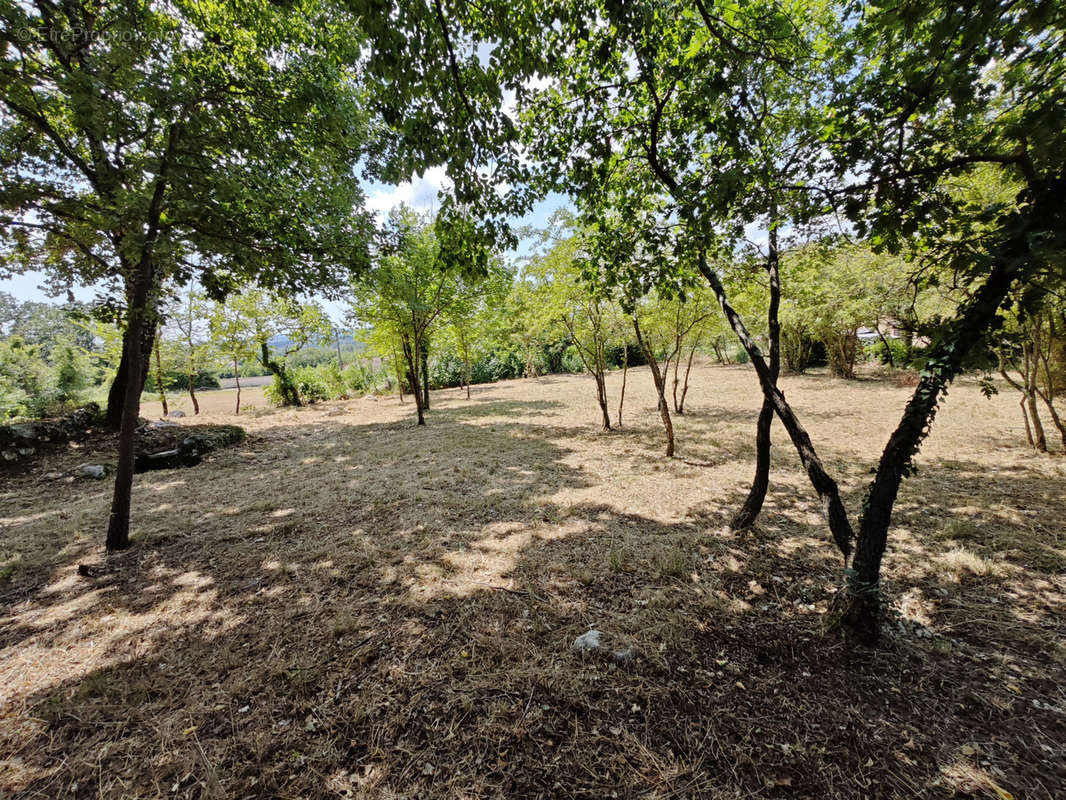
[[1, 396, 1064, 798]]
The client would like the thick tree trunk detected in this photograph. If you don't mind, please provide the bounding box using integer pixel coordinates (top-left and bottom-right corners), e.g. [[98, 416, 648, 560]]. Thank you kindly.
[[841, 255, 1020, 643], [106, 122, 177, 551], [106, 320, 155, 430], [617, 343, 628, 428], [153, 335, 168, 417], [696, 252, 854, 558], [106, 259, 155, 551], [403, 335, 425, 425], [634, 315, 674, 457], [732, 226, 781, 531]]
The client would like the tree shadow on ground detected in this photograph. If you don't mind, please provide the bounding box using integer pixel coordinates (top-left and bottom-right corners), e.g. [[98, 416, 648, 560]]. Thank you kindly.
[[1, 397, 1064, 799]]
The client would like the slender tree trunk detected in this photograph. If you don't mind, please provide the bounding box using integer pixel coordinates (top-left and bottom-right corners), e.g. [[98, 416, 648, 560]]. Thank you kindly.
[[1025, 343, 1047, 451], [464, 351, 472, 400], [633, 315, 674, 457], [188, 374, 200, 415], [420, 342, 430, 411], [876, 325, 895, 367], [672, 339, 683, 413], [393, 348, 405, 404], [678, 339, 698, 414], [335, 330, 345, 370], [842, 254, 1021, 643], [732, 225, 781, 530], [234, 356, 241, 415], [153, 335, 168, 417], [696, 252, 854, 557], [617, 343, 628, 428]]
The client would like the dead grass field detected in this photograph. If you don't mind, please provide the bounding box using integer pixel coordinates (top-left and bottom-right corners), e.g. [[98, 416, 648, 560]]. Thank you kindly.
[[1, 362, 1064, 799]]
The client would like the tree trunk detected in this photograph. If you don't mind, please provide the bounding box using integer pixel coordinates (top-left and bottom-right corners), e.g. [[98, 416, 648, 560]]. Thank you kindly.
[[617, 343, 628, 428], [106, 320, 155, 430], [465, 352, 472, 400], [841, 254, 1021, 643], [732, 225, 781, 531], [633, 315, 674, 457], [420, 343, 430, 411], [153, 335, 168, 417], [403, 335, 425, 425], [234, 357, 241, 415], [678, 339, 698, 414], [696, 252, 854, 558], [393, 348, 405, 404], [188, 374, 200, 415], [105, 122, 177, 550], [261, 341, 300, 406], [595, 373, 612, 431], [106, 259, 155, 551]]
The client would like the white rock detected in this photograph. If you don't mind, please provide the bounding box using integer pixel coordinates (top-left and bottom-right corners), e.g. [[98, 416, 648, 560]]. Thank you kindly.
[[573, 630, 603, 651], [76, 464, 107, 479]]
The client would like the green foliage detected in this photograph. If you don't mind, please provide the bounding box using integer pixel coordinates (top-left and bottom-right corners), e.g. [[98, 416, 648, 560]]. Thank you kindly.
[[0, 335, 91, 418]]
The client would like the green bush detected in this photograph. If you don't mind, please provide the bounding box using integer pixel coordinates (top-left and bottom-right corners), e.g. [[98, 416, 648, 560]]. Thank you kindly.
[[561, 345, 585, 374], [0, 336, 91, 419]]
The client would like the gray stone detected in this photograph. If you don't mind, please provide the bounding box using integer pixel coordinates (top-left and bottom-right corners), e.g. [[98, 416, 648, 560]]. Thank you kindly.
[[76, 464, 107, 479], [573, 630, 603, 651], [611, 646, 637, 665], [167, 410, 186, 418]]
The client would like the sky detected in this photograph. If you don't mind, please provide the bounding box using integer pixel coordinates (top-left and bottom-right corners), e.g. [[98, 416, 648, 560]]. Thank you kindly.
[[0, 170, 571, 321]]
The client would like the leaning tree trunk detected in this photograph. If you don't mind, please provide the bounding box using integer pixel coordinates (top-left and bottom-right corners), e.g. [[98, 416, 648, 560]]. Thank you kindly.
[[106, 319, 156, 430], [617, 343, 628, 428], [732, 225, 781, 531], [841, 253, 1021, 643], [633, 315, 674, 457], [696, 252, 854, 559], [260, 342, 301, 406]]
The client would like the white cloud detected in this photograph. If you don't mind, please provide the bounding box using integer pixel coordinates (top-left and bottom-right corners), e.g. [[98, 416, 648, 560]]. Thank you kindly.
[[364, 166, 452, 220]]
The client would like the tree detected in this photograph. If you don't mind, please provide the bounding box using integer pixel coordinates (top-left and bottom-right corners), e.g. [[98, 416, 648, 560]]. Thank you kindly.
[[507, 0, 1066, 640], [350, 206, 484, 425], [1, 0, 373, 549], [209, 299, 259, 416], [220, 290, 331, 408], [167, 286, 214, 415], [524, 216, 626, 430]]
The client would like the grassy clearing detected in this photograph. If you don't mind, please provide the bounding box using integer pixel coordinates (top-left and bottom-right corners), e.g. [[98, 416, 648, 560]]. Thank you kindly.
[[1, 362, 1064, 798]]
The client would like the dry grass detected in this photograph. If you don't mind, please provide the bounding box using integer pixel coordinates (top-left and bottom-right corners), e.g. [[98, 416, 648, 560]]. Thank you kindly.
[[1, 362, 1064, 799]]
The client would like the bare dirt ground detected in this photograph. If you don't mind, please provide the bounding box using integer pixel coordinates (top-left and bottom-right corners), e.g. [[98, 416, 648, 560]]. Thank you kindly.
[[1, 363, 1064, 799]]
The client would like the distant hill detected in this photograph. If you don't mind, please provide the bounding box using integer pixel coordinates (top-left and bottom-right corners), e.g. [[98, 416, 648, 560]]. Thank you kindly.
[[267, 332, 364, 351]]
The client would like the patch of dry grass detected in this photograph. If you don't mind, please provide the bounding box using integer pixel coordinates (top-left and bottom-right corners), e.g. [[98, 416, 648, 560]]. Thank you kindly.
[[1, 362, 1064, 798]]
